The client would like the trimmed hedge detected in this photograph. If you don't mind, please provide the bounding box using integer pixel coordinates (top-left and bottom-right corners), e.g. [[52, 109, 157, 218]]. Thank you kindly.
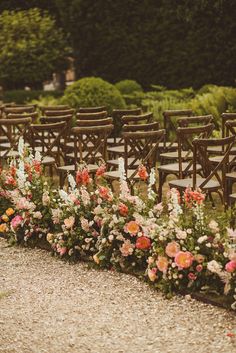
[[1, 90, 63, 104]]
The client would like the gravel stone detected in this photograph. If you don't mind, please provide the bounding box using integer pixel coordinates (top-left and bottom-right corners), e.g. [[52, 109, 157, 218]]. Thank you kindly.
[[0, 238, 235, 353]]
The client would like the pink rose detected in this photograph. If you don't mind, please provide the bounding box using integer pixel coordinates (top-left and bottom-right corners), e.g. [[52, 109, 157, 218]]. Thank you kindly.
[[11, 215, 23, 229], [175, 251, 193, 269], [165, 241, 180, 257], [58, 247, 67, 256], [225, 260, 236, 273], [188, 272, 197, 281], [196, 264, 203, 272]]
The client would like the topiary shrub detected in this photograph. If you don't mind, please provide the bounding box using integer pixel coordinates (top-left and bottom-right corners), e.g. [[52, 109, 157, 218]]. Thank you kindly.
[[115, 79, 143, 95], [61, 77, 126, 113]]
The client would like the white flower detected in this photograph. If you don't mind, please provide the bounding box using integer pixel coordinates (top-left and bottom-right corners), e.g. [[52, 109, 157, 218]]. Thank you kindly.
[[208, 220, 219, 233], [207, 260, 222, 274], [148, 168, 156, 200], [18, 137, 25, 157], [68, 174, 76, 191], [227, 227, 236, 239], [197, 235, 208, 244], [42, 191, 51, 205], [58, 190, 69, 203], [33, 211, 42, 219]]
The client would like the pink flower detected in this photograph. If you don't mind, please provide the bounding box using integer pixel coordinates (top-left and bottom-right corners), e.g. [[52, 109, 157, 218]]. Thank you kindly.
[[11, 215, 23, 229], [196, 264, 203, 272], [96, 165, 106, 177], [148, 268, 157, 282], [136, 236, 151, 250], [119, 203, 128, 216], [225, 260, 236, 273], [58, 247, 67, 256], [156, 256, 169, 273], [165, 241, 180, 258], [64, 216, 75, 229], [99, 186, 110, 200], [188, 272, 197, 281], [120, 240, 135, 257], [175, 251, 193, 269]]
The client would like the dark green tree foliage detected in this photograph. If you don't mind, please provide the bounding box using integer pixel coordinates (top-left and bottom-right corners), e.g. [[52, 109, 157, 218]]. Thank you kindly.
[[0, 8, 70, 89], [1, 1, 235, 88]]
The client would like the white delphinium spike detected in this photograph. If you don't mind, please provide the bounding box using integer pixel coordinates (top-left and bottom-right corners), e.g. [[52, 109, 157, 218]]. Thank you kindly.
[[168, 188, 183, 218], [148, 168, 156, 200], [18, 137, 25, 158], [68, 173, 76, 191], [16, 159, 26, 191], [35, 150, 42, 162], [118, 157, 130, 198], [59, 189, 69, 203]]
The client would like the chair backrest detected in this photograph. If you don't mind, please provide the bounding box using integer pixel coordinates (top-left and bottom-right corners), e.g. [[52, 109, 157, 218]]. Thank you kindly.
[[76, 111, 108, 121], [121, 112, 153, 125], [7, 112, 39, 123], [76, 117, 113, 127], [122, 121, 159, 132], [122, 128, 165, 178], [71, 124, 113, 166], [0, 117, 32, 158], [30, 121, 67, 165], [112, 108, 142, 136], [222, 113, 236, 138], [78, 106, 107, 113], [163, 109, 193, 143], [40, 105, 70, 114], [192, 135, 235, 201], [177, 115, 214, 127], [44, 109, 75, 117], [4, 106, 36, 115], [177, 123, 214, 178]]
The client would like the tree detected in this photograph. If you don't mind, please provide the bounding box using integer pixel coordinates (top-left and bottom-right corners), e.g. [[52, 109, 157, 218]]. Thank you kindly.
[[0, 8, 71, 89]]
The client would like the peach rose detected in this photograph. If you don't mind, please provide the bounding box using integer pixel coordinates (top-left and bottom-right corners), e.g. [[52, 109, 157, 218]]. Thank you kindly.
[[1, 214, 9, 222], [138, 165, 148, 181], [156, 256, 169, 273], [125, 221, 140, 236], [6, 208, 15, 217], [0, 223, 7, 232], [175, 251, 193, 269], [148, 268, 157, 282], [194, 254, 205, 263], [64, 216, 75, 229], [165, 241, 180, 257]]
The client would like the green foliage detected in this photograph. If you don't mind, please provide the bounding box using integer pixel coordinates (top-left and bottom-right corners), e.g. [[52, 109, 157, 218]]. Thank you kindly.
[[0, 8, 70, 89], [61, 77, 126, 113], [2, 90, 62, 104], [115, 80, 143, 95]]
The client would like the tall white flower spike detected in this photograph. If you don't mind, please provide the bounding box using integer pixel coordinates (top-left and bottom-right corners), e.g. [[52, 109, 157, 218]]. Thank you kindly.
[[18, 137, 25, 157], [148, 168, 156, 200], [68, 173, 76, 191]]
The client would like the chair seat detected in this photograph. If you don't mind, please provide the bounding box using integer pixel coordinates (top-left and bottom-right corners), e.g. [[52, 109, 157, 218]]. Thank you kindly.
[[66, 141, 94, 148], [158, 142, 178, 150], [158, 162, 201, 173], [107, 145, 129, 154], [226, 172, 236, 180], [208, 146, 236, 154], [57, 164, 98, 173], [107, 157, 141, 168], [209, 155, 235, 164], [230, 193, 236, 201], [41, 156, 55, 165], [105, 169, 140, 180], [169, 177, 220, 190], [160, 151, 193, 161], [0, 150, 19, 158], [107, 137, 122, 145]]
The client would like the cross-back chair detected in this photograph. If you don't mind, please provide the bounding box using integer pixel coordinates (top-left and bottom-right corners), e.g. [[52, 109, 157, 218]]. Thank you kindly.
[[7, 111, 39, 123], [105, 128, 165, 192], [58, 123, 113, 187], [76, 111, 108, 121], [78, 106, 107, 113], [0, 117, 32, 165], [30, 121, 67, 173], [40, 105, 70, 115], [158, 123, 214, 201], [224, 121, 236, 206], [169, 134, 235, 207], [111, 108, 142, 143]]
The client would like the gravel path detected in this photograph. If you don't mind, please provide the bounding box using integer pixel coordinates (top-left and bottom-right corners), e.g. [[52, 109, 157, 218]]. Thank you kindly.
[[0, 238, 235, 353]]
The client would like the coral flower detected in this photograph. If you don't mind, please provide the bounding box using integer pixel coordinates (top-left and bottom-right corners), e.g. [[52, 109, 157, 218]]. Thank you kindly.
[[136, 236, 151, 250], [11, 215, 23, 229], [165, 241, 180, 258], [175, 251, 193, 269], [119, 203, 128, 216], [96, 165, 106, 177], [120, 239, 135, 256], [125, 221, 140, 236], [148, 268, 157, 282], [138, 165, 148, 181], [156, 256, 169, 272], [99, 186, 109, 200], [0, 223, 7, 232], [64, 216, 75, 229], [225, 260, 236, 273], [6, 208, 15, 217]]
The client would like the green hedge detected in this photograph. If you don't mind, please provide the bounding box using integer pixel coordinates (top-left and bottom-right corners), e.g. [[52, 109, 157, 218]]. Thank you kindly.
[[1, 90, 63, 104]]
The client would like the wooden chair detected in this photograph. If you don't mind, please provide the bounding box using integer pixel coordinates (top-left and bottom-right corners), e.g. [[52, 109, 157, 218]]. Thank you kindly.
[[30, 122, 67, 173], [110, 108, 142, 143], [40, 105, 70, 115], [44, 109, 75, 117], [224, 121, 236, 205], [160, 114, 214, 162], [76, 111, 108, 121], [105, 128, 165, 192], [0, 117, 32, 165], [169, 135, 235, 207], [7, 112, 39, 123], [158, 123, 214, 201], [4, 106, 36, 116], [107, 112, 153, 157], [57, 124, 113, 187]]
